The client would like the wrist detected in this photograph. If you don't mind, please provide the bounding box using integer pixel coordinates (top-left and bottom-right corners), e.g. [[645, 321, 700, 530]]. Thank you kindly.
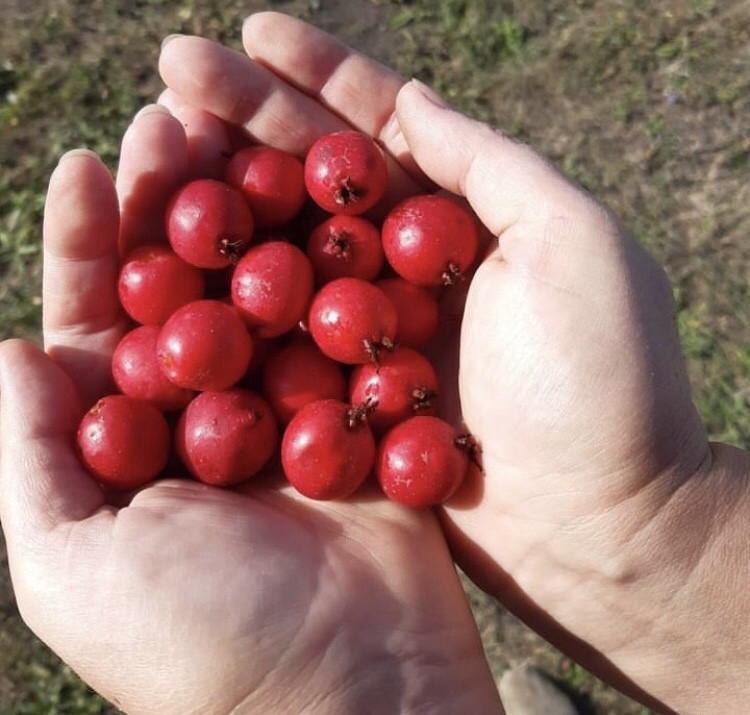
[[502, 441, 750, 715], [621, 442, 750, 714], [231, 610, 503, 715]]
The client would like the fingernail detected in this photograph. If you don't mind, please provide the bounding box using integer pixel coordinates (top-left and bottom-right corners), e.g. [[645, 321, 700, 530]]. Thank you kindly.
[[58, 148, 100, 164], [161, 33, 184, 50], [381, 111, 403, 143], [410, 78, 451, 109], [133, 104, 171, 121]]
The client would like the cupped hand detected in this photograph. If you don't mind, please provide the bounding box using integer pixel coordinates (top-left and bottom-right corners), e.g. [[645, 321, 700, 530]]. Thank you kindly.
[[0, 107, 501, 713], [157, 12, 749, 714]]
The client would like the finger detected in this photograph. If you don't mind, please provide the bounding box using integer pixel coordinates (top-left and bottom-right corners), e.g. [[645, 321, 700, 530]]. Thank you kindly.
[[159, 35, 340, 155], [42, 149, 126, 404], [158, 35, 426, 208], [157, 87, 187, 112], [116, 103, 189, 255], [395, 80, 597, 240], [159, 88, 250, 154], [165, 102, 232, 180], [242, 12, 421, 180], [0, 340, 107, 538]]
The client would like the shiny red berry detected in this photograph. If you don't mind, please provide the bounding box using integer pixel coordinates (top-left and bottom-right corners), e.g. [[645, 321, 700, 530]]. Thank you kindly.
[[176, 388, 278, 486], [376, 416, 470, 507], [307, 278, 398, 364], [166, 178, 254, 269], [375, 278, 440, 348], [225, 146, 307, 228], [77, 395, 171, 490], [231, 240, 314, 338], [304, 131, 387, 215], [349, 347, 439, 433], [118, 244, 205, 325], [281, 399, 375, 500], [382, 194, 479, 286], [261, 338, 347, 424], [156, 299, 253, 391], [112, 325, 194, 412]]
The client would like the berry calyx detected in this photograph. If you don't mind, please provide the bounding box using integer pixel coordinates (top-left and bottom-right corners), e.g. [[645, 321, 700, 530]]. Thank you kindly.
[[306, 214, 384, 284]]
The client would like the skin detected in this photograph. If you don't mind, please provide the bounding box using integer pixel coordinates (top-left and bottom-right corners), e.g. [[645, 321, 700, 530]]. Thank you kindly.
[[1, 11, 748, 715]]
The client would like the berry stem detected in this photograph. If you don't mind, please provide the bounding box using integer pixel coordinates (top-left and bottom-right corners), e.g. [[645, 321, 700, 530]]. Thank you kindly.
[[219, 235, 246, 264], [334, 178, 364, 207], [441, 262, 464, 286], [346, 398, 378, 429], [324, 231, 352, 258], [363, 336, 396, 366], [411, 386, 438, 412], [455, 432, 483, 472]]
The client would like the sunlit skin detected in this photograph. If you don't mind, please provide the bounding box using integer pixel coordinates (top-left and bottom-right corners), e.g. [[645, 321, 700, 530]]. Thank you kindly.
[[0, 11, 748, 715]]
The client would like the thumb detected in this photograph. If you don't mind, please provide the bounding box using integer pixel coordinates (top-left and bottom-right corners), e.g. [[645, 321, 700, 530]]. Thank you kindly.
[[0, 339, 106, 538], [395, 80, 601, 239]]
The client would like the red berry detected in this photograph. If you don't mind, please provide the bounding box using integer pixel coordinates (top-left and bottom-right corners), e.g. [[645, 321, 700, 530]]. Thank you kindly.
[[225, 146, 307, 228], [231, 241, 314, 338], [77, 395, 171, 490], [381, 194, 479, 286], [349, 347, 439, 433], [281, 399, 375, 500], [176, 389, 278, 486], [262, 338, 347, 424], [156, 299, 253, 391], [242, 333, 278, 378], [375, 278, 440, 348], [376, 416, 469, 507], [166, 178, 254, 269], [118, 244, 205, 325], [304, 131, 387, 215], [112, 325, 194, 412], [306, 214, 384, 284], [308, 278, 398, 364]]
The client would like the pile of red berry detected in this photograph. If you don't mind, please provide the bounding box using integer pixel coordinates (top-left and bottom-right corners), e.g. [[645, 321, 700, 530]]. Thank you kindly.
[[76, 130, 481, 508]]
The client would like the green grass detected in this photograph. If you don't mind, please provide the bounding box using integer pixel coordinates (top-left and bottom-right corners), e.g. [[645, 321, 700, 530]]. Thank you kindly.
[[0, 628, 113, 715], [386, 0, 529, 119]]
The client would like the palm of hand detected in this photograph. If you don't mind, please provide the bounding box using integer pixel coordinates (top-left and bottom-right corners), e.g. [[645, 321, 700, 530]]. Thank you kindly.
[[458, 215, 702, 521], [34, 459, 459, 714]]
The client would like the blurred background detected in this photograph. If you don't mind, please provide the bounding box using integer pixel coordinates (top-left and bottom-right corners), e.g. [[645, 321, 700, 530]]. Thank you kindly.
[[1, 0, 748, 712]]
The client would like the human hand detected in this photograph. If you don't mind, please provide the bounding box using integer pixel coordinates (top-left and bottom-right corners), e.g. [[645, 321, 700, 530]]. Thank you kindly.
[[0, 106, 502, 713], [158, 13, 750, 714]]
